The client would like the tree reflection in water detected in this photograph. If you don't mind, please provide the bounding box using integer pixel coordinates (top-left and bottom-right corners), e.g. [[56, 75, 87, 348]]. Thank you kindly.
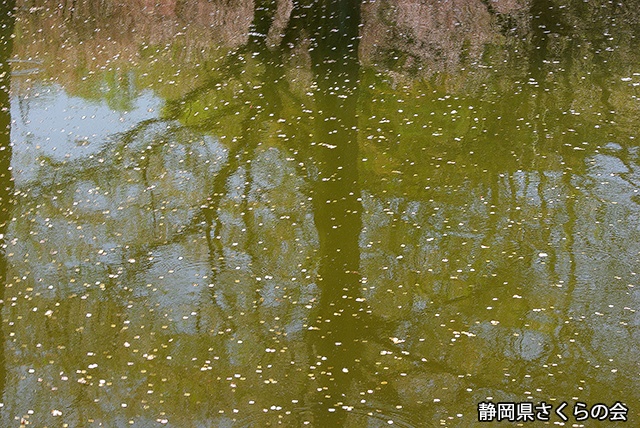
[[0, 0, 15, 412], [2, 0, 640, 426]]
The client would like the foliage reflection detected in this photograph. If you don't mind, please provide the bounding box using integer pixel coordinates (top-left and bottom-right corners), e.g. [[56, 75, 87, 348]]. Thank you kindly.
[[2, 0, 640, 426]]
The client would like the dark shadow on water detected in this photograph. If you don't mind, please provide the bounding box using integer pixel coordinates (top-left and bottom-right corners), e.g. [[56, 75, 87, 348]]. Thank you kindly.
[[0, 0, 16, 412]]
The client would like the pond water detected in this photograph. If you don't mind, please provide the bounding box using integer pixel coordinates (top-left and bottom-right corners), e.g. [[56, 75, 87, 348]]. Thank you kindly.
[[1, 0, 640, 426]]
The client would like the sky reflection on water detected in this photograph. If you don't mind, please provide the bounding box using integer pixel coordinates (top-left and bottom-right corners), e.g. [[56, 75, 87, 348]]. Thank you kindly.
[[1, 0, 640, 426]]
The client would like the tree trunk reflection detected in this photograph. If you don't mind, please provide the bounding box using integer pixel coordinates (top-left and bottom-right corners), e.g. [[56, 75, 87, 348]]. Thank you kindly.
[[0, 0, 15, 412]]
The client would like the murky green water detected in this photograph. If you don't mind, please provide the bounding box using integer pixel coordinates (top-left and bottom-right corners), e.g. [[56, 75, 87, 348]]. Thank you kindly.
[[1, 0, 640, 426]]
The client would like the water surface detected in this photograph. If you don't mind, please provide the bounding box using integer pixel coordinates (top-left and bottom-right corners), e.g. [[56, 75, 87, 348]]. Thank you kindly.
[[1, 0, 640, 426]]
